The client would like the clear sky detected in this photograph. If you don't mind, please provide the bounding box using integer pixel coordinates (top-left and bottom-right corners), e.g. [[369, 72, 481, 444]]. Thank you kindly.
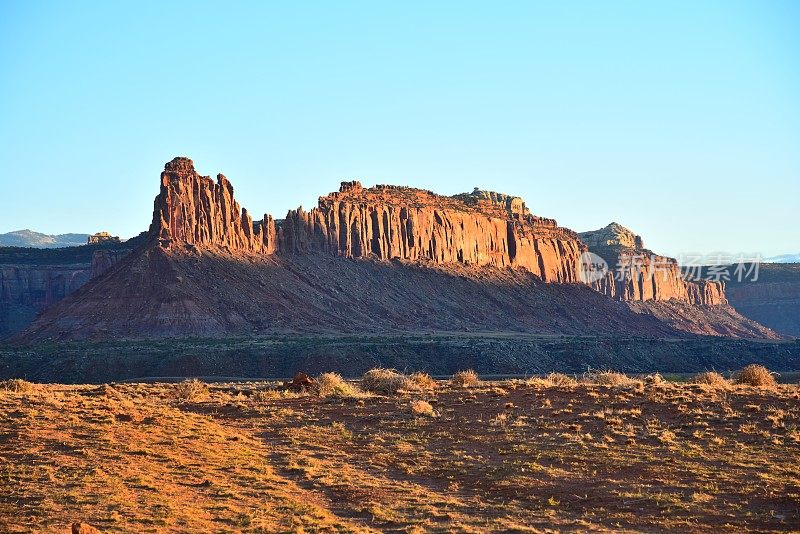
[[1, 0, 798, 258]]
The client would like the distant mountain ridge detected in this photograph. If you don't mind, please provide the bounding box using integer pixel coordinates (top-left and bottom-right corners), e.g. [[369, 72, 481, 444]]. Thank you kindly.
[[0, 230, 89, 248], [765, 253, 800, 264]]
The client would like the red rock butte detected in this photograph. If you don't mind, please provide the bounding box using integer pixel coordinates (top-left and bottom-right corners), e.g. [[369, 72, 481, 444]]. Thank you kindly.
[[13, 157, 775, 342], [152, 156, 723, 305]]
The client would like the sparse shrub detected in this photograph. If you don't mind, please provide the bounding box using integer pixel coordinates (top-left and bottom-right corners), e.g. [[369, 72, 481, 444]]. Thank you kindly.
[[583, 370, 638, 387], [549, 373, 578, 386], [489, 412, 509, 427], [409, 399, 436, 417], [173, 379, 209, 401], [732, 364, 777, 388], [451, 370, 480, 388], [644, 373, 665, 386], [251, 388, 281, 402], [690, 371, 729, 388], [314, 372, 362, 398], [407, 371, 438, 392], [0, 378, 35, 393], [361, 368, 410, 395], [532, 373, 577, 387]]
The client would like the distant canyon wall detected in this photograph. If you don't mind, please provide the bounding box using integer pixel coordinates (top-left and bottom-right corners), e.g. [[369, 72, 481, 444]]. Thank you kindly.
[[0, 247, 134, 337], [0, 264, 90, 337]]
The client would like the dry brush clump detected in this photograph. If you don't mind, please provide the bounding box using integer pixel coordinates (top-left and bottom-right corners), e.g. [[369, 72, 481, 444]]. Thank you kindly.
[[690, 371, 729, 388], [582, 370, 639, 387], [0, 378, 36, 394], [251, 388, 282, 401], [361, 368, 410, 395], [644, 373, 665, 386], [173, 379, 210, 401], [732, 364, 777, 388], [314, 372, 363, 398], [409, 399, 437, 417], [360, 369, 438, 395], [528, 373, 578, 387], [451, 369, 480, 388], [407, 371, 438, 392]]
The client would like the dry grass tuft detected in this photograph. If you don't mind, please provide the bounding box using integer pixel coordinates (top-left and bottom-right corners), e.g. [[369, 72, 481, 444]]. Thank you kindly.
[[548, 372, 578, 387], [732, 364, 777, 388], [361, 368, 410, 395], [314, 373, 363, 398], [407, 372, 438, 392], [0, 378, 36, 394], [173, 379, 209, 401], [644, 373, 665, 385], [583, 370, 638, 387], [409, 399, 436, 417], [690, 371, 729, 388], [251, 388, 281, 402], [530, 373, 577, 387], [451, 370, 480, 388]]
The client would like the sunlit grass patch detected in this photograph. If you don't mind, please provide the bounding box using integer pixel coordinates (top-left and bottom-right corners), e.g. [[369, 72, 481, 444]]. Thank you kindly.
[[0, 378, 36, 394], [690, 371, 729, 388]]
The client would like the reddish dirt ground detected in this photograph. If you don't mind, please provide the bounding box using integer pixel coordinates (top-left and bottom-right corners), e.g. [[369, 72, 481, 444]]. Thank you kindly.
[[1, 376, 799, 532]]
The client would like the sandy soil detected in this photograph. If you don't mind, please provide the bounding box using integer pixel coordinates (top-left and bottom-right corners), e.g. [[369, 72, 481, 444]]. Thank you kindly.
[[1, 376, 799, 532]]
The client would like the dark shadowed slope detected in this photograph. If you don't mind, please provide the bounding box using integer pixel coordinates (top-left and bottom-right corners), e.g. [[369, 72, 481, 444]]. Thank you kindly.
[[18, 244, 684, 341]]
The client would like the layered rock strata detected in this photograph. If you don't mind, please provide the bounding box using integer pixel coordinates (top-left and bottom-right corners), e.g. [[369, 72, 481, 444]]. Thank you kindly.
[[580, 223, 725, 306], [152, 158, 586, 283]]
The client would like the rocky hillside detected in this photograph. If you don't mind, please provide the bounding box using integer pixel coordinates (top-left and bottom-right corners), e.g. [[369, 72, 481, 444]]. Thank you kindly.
[[13, 158, 777, 342], [579, 223, 725, 306]]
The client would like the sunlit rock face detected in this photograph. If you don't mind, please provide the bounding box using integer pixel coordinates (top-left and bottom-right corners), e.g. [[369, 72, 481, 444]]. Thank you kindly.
[[580, 223, 726, 306], [152, 158, 586, 283]]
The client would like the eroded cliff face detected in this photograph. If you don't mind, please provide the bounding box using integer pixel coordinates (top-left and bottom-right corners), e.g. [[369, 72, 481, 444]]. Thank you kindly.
[[279, 181, 585, 283], [150, 159, 730, 302], [580, 224, 726, 306], [15, 157, 779, 342], [152, 158, 586, 283], [151, 157, 277, 254]]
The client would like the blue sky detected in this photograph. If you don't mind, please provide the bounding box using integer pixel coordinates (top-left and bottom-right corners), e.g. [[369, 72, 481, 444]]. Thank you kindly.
[[1, 0, 798, 257]]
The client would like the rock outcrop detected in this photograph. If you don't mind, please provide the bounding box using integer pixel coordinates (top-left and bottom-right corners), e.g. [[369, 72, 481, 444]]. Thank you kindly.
[[151, 157, 277, 254], [689, 262, 800, 337], [579, 223, 726, 306], [87, 231, 120, 245], [152, 158, 586, 283], [278, 181, 585, 283]]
